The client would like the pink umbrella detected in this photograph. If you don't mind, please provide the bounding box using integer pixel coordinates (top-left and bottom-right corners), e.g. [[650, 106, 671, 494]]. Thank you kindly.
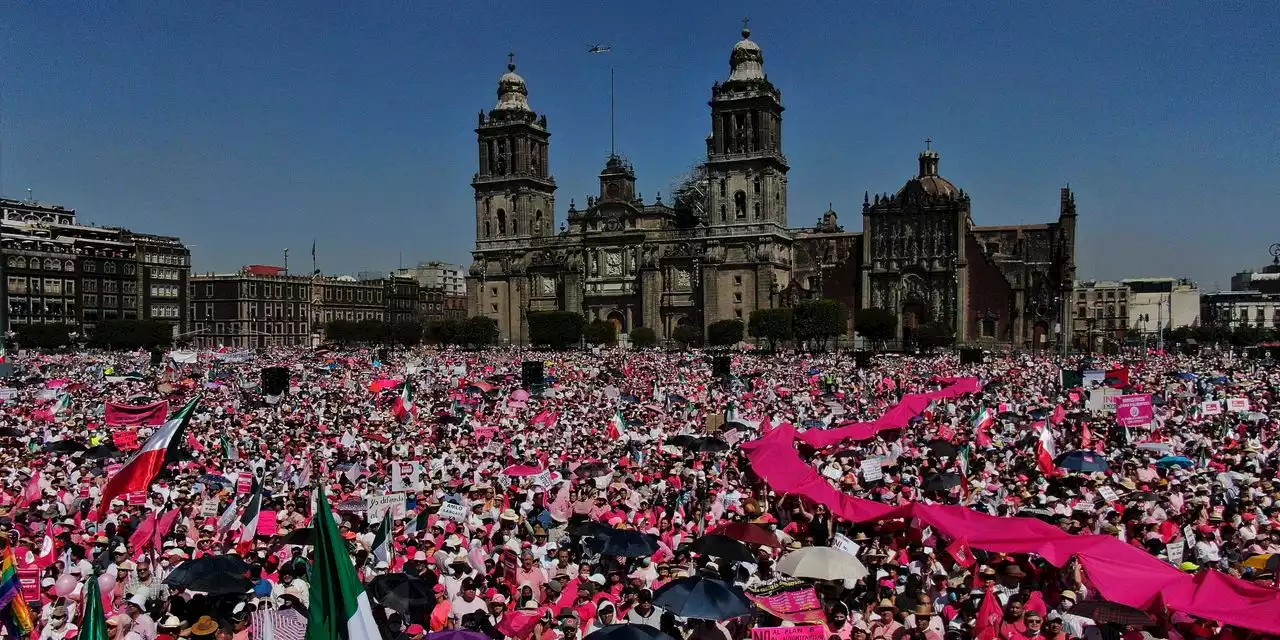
[[368, 379, 401, 393], [46, 379, 70, 388], [502, 465, 543, 477], [511, 388, 531, 402]]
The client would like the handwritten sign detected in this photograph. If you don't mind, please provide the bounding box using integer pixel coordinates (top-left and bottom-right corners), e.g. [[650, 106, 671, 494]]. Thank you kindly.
[[1184, 525, 1197, 544], [437, 501, 467, 522], [1199, 401, 1223, 416], [531, 470, 552, 487], [751, 627, 826, 640], [368, 492, 406, 523], [201, 498, 221, 518], [860, 458, 884, 482], [831, 533, 860, 558], [112, 429, 140, 451], [821, 464, 843, 481], [1226, 397, 1249, 413], [1098, 486, 1119, 502], [1166, 540, 1185, 566], [237, 476, 253, 494]]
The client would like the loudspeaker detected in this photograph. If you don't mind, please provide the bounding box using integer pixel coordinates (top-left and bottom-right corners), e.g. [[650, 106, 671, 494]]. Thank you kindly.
[[959, 347, 985, 366], [377, 348, 389, 363], [853, 350, 873, 369], [261, 367, 290, 396], [712, 355, 732, 378], [150, 350, 164, 367], [521, 361, 544, 388]]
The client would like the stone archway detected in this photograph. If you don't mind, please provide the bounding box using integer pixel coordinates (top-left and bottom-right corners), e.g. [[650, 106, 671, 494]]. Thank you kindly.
[[902, 301, 927, 352], [607, 310, 625, 334]]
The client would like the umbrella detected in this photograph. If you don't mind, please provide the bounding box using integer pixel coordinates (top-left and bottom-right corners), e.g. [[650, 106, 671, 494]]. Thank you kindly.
[[1055, 450, 1110, 473], [84, 445, 123, 460], [652, 577, 752, 620], [1155, 456, 1194, 469], [689, 535, 756, 563], [162, 554, 253, 588], [666, 395, 688, 405], [584, 625, 674, 640], [1176, 372, 1199, 381], [921, 473, 962, 492], [368, 573, 434, 614], [567, 520, 614, 538], [626, 419, 645, 427], [428, 632, 489, 640], [777, 546, 868, 581], [997, 411, 1020, 420], [44, 440, 86, 453], [181, 572, 254, 595], [502, 465, 543, 477], [1069, 600, 1155, 626], [574, 461, 613, 478], [437, 415, 464, 425], [589, 529, 660, 558], [690, 437, 729, 453], [197, 473, 231, 487], [668, 435, 698, 449], [801, 419, 825, 429], [621, 393, 640, 403], [0, 427, 26, 438], [1136, 442, 1174, 454], [1241, 554, 1279, 573], [707, 522, 782, 548], [1246, 412, 1268, 422], [925, 439, 956, 458], [1123, 491, 1159, 503], [281, 528, 315, 546]]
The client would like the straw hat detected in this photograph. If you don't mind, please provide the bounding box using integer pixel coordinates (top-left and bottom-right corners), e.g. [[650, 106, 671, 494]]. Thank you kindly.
[[190, 616, 218, 636]]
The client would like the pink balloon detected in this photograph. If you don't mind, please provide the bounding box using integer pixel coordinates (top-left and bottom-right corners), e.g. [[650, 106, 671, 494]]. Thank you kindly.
[[97, 573, 116, 593], [54, 574, 77, 598]]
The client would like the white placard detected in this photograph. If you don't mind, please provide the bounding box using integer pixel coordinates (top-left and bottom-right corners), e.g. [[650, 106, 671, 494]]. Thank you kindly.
[[1226, 397, 1250, 413], [531, 470, 552, 487], [1097, 486, 1119, 502], [1166, 540, 1185, 565], [437, 501, 467, 522], [831, 533, 861, 558], [1183, 525, 1196, 544], [368, 492, 406, 523], [200, 498, 221, 518], [822, 464, 843, 480], [860, 458, 884, 482], [1199, 401, 1223, 416]]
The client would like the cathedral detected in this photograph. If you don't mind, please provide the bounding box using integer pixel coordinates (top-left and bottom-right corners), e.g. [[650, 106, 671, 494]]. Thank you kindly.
[[467, 29, 1077, 350]]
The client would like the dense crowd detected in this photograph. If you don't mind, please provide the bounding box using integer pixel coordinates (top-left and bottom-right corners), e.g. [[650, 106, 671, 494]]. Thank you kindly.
[[1, 345, 1278, 640]]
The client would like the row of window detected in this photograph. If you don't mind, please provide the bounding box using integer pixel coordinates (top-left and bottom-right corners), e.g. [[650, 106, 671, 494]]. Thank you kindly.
[[150, 267, 182, 280], [481, 209, 545, 238], [8, 299, 76, 315], [319, 310, 383, 322], [7, 257, 75, 271], [199, 321, 309, 335], [82, 260, 133, 275], [151, 285, 180, 298], [150, 305, 181, 318], [7, 277, 76, 296], [144, 253, 188, 266], [81, 294, 136, 308]]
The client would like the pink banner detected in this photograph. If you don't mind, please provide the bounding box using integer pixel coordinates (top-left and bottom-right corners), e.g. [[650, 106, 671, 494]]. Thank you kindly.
[[258, 511, 278, 536], [105, 401, 170, 426], [742, 381, 1280, 636], [112, 429, 140, 451], [795, 377, 982, 447], [745, 579, 826, 624], [1115, 393, 1154, 427], [751, 627, 825, 640]]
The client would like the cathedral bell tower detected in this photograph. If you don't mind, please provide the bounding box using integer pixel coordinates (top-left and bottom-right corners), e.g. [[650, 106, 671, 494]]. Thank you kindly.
[[704, 26, 789, 230], [472, 54, 556, 244]]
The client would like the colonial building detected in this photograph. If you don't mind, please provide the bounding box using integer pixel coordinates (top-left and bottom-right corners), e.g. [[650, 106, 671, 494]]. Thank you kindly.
[[1, 197, 190, 336], [467, 29, 1077, 348]]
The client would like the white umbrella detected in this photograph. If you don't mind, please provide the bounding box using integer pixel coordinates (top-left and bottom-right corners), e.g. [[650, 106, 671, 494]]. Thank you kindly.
[[776, 546, 868, 581]]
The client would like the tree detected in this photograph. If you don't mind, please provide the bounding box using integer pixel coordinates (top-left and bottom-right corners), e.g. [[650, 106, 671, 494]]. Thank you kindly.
[[707, 319, 745, 347], [528, 311, 586, 349], [916, 322, 956, 351], [457, 316, 499, 348], [88, 320, 172, 350], [14, 324, 73, 350], [748, 308, 793, 351], [388, 321, 424, 346], [855, 307, 898, 350], [671, 324, 702, 349], [629, 326, 657, 349], [584, 319, 618, 346], [423, 319, 461, 345], [794, 299, 848, 350]]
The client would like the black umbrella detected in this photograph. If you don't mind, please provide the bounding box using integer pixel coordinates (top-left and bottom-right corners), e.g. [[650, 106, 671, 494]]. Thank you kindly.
[[690, 437, 729, 453], [162, 554, 253, 588], [181, 572, 254, 595], [724, 421, 753, 432], [45, 440, 86, 453], [652, 576, 752, 620], [925, 439, 957, 458], [567, 520, 614, 538], [584, 625, 674, 640], [281, 528, 316, 546], [921, 473, 962, 492], [689, 535, 756, 563], [436, 415, 464, 425], [589, 529, 660, 557], [368, 573, 434, 614], [668, 435, 698, 449], [1069, 600, 1155, 626], [0, 427, 26, 438], [85, 444, 124, 460], [1055, 450, 1110, 473], [574, 461, 613, 478], [997, 411, 1020, 420]]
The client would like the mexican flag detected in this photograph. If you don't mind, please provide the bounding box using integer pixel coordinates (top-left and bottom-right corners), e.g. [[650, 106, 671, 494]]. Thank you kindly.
[[607, 410, 626, 440], [1036, 423, 1057, 476], [78, 569, 109, 640], [392, 377, 416, 423], [52, 393, 72, 416], [240, 479, 263, 543], [96, 398, 199, 517], [403, 509, 429, 535], [307, 488, 381, 640], [971, 408, 994, 447], [371, 516, 392, 566]]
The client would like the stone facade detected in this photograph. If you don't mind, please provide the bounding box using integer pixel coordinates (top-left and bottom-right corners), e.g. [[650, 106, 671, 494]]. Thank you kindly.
[[468, 30, 1078, 349]]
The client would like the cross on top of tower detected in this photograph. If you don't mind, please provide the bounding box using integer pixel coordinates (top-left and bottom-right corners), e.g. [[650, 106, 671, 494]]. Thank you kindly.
[[925, 137, 932, 151], [507, 51, 515, 71], [741, 16, 751, 38]]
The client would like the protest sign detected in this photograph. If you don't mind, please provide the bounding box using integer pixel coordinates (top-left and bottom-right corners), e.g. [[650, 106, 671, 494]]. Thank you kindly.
[[1199, 401, 1223, 416], [1226, 397, 1249, 413], [751, 628, 826, 640], [437, 501, 467, 522], [112, 429, 140, 451], [105, 463, 123, 477], [1098, 486, 1119, 502], [532, 470, 552, 487], [860, 458, 884, 482], [1088, 388, 1121, 413], [821, 465, 842, 481], [258, 511, 279, 536], [1166, 540, 1185, 566], [368, 492, 407, 523], [744, 579, 826, 624], [18, 567, 40, 601], [201, 498, 221, 518], [1115, 394, 1154, 427], [502, 548, 518, 586], [831, 533, 860, 558], [237, 476, 253, 494], [128, 491, 146, 505]]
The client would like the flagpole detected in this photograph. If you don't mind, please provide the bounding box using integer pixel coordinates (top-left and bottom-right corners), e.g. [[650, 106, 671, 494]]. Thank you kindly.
[[610, 66, 615, 157]]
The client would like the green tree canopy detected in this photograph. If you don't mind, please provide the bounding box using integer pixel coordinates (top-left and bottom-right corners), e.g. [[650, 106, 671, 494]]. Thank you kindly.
[[748, 308, 793, 351], [629, 326, 657, 349], [855, 307, 898, 349], [528, 311, 586, 349], [707, 319, 745, 347]]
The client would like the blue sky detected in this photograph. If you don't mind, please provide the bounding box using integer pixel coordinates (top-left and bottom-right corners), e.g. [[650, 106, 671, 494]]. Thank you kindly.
[[1, 2, 1276, 289]]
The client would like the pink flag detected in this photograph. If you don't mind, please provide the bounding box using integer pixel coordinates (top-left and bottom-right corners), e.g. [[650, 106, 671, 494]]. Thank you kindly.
[[129, 512, 159, 558], [16, 471, 42, 509], [154, 508, 182, 550], [1050, 404, 1066, 425]]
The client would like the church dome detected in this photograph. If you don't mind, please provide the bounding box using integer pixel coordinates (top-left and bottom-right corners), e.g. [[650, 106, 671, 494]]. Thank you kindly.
[[728, 28, 766, 82], [494, 55, 532, 112], [898, 147, 960, 198]]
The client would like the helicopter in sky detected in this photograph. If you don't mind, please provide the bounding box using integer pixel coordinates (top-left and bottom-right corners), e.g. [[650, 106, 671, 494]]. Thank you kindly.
[[587, 44, 612, 53]]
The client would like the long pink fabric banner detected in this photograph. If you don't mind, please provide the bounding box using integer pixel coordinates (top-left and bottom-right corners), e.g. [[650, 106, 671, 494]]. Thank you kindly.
[[794, 377, 983, 448], [742, 379, 1280, 636]]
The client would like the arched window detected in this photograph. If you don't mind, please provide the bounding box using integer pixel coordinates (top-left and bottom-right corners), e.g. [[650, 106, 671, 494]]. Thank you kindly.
[[513, 218, 520, 235], [719, 179, 727, 197], [64, 260, 74, 271], [483, 221, 491, 237], [734, 191, 747, 219], [719, 205, 727, 222], [5, 257, 15, 267], [497, 209, 507, 235], [534, 210, 543, 235], [14, 257, 26, 269], [753, 203, 760, 219]]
